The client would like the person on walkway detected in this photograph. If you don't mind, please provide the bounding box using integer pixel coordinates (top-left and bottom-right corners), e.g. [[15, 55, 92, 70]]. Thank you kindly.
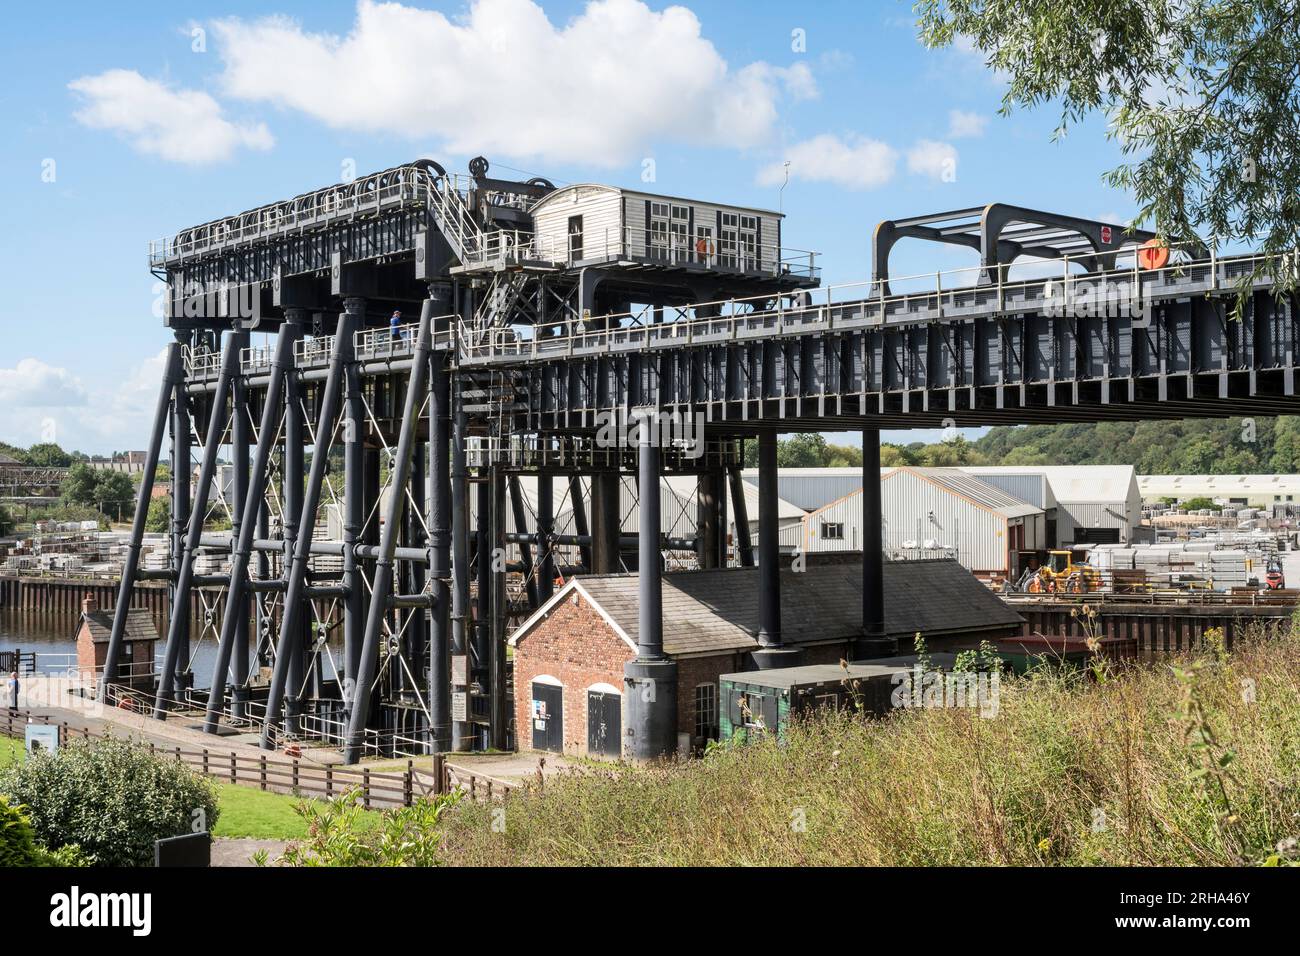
[[390, 310, 402, 343], [8, 671, 18, 710]]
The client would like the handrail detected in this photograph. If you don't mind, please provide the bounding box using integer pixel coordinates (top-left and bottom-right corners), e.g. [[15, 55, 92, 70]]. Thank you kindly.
[[456, 242, 1283, 365]]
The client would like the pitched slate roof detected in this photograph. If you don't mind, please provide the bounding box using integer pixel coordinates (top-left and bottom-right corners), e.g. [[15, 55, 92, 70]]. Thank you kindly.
[[513, 558, 1023, 658], [79, 609, 158, 644]]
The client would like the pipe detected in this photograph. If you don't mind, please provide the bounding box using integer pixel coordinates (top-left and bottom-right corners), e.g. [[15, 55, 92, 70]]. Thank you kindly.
[[99, 343, 183, 702], [449, 403, 471, 752], [537, 471, 555, 603], [260, 314, 353, 747], [637, 436, 664, 658], [343, 300, 435, 764], [155, 332, 239, 717]]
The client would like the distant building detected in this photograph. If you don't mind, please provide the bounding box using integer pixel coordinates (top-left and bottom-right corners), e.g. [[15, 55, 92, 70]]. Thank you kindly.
[[74, 596, 157, 691], [1139, 474, 1300, 509], [510, 558, 1023, 758]]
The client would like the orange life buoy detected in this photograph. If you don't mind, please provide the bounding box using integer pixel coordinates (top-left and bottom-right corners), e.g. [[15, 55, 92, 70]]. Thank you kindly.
[[117, 697, 134, 711], [695, 237, 713, 257], [1138, 238, 1170, 270]]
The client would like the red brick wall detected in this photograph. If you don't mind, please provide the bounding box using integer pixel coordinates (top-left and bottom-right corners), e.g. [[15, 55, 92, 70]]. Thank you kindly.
[[514, 593, 866, 757], [75, 624, 98, 677], [514, 591, 636, 757]]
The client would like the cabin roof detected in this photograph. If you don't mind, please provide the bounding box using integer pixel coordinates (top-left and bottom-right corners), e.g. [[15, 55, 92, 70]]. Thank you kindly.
[[532, 182, 782, 218], [79, 609, 158, 644], [512, 558, 1022, 657]]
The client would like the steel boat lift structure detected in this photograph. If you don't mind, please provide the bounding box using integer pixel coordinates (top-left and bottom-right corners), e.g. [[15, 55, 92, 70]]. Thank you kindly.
[[100, 158, 1300, 763]]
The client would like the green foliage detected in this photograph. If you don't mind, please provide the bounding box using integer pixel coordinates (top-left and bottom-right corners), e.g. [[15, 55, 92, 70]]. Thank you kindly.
[[1181, 497, 1221, 512], [0, 738, 219, 867], [145, 496, 170, 534], [0, 504, 13, 537], [268, 789, 461, 867], [0, 796, 89, 867], [24, 442, 73, 467], [442, 627, 1300, 866], [60, 463, 137, 521], [917, 0, 1300, 295], [0, 796, 42, 866]]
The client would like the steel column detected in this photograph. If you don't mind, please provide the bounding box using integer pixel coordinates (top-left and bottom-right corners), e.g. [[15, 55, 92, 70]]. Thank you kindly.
[[728, 463, 754, 567], [860, 426, 890, 654], [488, 468, 508, 750], [281, 313, 307, 736], [260, 315, 353, 747], [569, 475, 592, 571], [428, 352, 452, 753], [168, 333, 192, 694], [341, 299, 366, 709], [155, 333, 239, 716], [590, 472, 621, 572], [536, 472, 555, 603], [342, 303, 434, 764], [509, 476, 539, 609], [756, 432, 781, 647], [99, 343, 183, 702], [229, 331, 251, 721], [202, 320, 298, 734]]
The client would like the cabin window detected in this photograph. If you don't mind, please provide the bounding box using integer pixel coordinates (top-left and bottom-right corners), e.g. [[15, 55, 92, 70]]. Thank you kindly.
[[719, 212, 739, 267], [567, 215, 583, 260], [821, 521, 845, 540], [696, 224, 714, 265], [739, 214, 759, 270], [669, 205, 689, 260]]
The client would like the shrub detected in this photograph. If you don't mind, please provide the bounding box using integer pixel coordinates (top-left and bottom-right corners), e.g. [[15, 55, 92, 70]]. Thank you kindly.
[[0, 796, 88, 867], [267, 789, 461, 867], [0, 738, 218, 867]]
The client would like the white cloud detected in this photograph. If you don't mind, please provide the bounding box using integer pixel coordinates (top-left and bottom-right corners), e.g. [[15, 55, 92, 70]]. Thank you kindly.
[[210, 0, 813, 166], [759, 134, 897, 191], [0, 352, 171, 454], [0, 359, 88, 408], [947, 109, 987, 138], [906, 139, 958, 181], [68, 69, 273, 165]]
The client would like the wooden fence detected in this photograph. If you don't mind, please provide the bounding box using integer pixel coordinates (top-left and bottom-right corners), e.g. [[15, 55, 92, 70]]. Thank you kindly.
[[0, 708, 513, 808]]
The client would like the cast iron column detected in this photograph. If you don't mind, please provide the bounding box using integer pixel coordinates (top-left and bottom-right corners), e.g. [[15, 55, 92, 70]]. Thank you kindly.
[[622, 425, 677, 759], [859, 426, 892, 656]]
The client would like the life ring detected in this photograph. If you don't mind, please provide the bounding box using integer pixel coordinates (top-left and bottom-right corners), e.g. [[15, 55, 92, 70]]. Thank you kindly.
[[695, 237, 714, 257], [283, 743, 302, 758], [117, 697, 134, 711], [1137, 239, 1170, 270]]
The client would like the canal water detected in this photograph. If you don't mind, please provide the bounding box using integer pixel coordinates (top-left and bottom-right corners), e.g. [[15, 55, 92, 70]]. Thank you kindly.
[[0, 609, 249, 679]]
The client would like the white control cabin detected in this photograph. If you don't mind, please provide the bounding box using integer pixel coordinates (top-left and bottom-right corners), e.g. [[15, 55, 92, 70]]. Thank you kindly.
[[527, 184, 809, 278]]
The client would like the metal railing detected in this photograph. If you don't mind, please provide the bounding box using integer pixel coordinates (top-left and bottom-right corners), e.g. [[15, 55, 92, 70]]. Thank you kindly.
[[456, 242, 1289, 364], [148, 165, 483, 267], [460, 225, 819, 279]]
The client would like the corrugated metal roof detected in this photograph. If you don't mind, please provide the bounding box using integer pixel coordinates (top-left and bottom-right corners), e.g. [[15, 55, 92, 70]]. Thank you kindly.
[[1139, 474, 1300, 495], [513, 559, 1022, 657], [894, 468, 1042, 518], [964, 465, 1136, 504]]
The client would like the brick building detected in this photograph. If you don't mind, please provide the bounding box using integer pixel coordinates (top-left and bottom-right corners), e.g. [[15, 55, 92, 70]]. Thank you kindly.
[[75, 597, 157, 690], [511, 557, 1023, 758]]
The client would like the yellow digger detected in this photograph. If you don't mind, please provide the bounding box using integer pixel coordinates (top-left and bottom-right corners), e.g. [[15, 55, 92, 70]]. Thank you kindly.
[[1023, 548, 1102, 594]]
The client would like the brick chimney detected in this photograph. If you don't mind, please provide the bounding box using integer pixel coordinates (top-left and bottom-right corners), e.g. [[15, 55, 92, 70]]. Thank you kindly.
[[81, 595, 97, 616]]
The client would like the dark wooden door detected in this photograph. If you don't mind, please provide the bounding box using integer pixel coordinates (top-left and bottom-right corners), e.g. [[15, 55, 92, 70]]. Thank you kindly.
[[530, 681, 564, 752], [586, 690, 621, 757]]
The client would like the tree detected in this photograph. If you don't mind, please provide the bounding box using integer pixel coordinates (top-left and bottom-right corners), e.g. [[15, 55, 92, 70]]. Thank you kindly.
[[0, 738, 218, 867], [61, 464, 136, 520], [917, 0, 1300, 291], [777, 433, 830, 467], [0, 504, 12, 537], [145, 496, 170, 534], [24, 442, 72, 467]]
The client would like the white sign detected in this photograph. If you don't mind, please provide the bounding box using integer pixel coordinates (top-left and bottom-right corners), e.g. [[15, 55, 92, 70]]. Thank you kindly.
[[451, 691, 467, 722]]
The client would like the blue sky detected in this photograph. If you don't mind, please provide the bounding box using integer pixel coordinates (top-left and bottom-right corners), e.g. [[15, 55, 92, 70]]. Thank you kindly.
[[0, 0, 1136, 454]]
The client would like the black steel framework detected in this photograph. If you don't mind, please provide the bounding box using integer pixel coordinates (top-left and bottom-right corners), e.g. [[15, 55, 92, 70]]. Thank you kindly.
[[101, 158, 1300, 763]]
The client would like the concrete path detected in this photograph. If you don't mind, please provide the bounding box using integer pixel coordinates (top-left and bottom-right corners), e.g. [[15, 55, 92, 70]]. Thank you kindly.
[[211, 838, 286, 867]]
